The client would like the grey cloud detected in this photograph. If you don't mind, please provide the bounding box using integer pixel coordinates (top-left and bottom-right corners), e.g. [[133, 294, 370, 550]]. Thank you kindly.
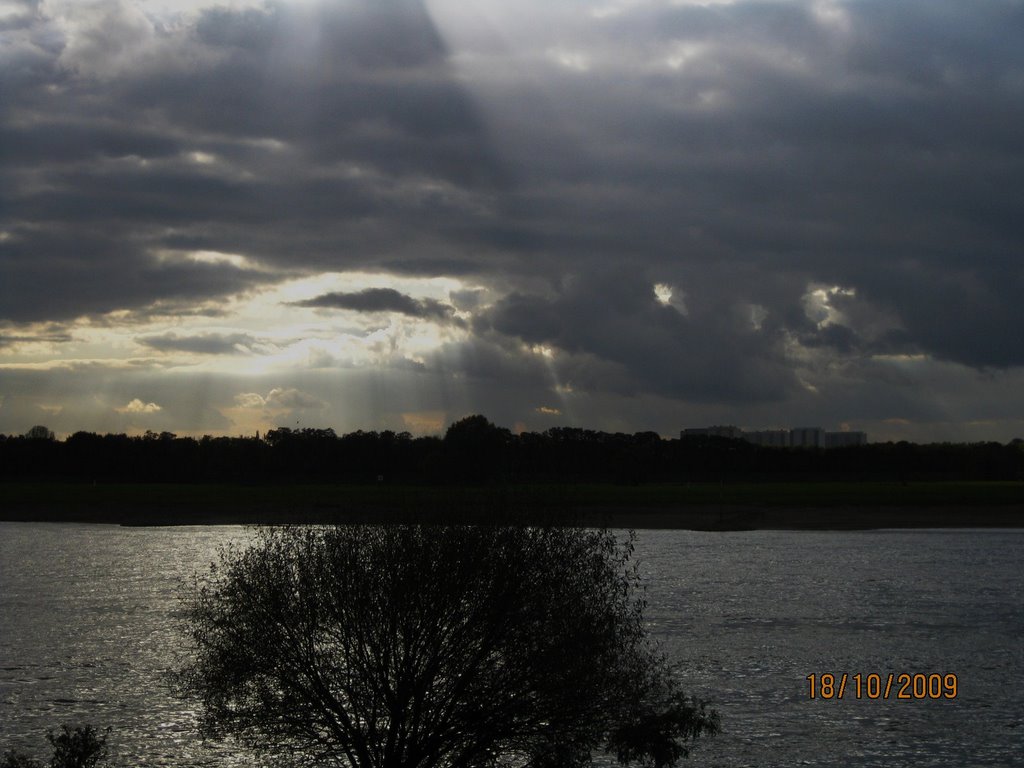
[[798, 324, 862, 355], [53, 0, 156, 79], [381, 257, 491, 278], [137, 332, 261, 355], [850, 262, 1024, 368], [485, 292, 563, 343], [264, 387, 326, 411], [292, 288, 452, 320], [0, 331, 73, 348], [449, 288, 488, 311], [193, 6, 276, 51], [0, 1, 36, 28], [194, 0, 446, 68]]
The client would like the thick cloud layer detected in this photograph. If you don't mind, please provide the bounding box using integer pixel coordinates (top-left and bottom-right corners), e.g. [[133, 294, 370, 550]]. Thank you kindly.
[[293, 288, 452, 319], [1, 0, 1022, 439]]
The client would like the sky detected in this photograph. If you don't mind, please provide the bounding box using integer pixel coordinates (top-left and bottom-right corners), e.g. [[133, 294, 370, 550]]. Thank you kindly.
[[1, 0, 1023, 442]]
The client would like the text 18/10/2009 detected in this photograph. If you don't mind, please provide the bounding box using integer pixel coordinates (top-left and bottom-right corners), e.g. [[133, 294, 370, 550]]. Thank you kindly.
[[807, 673, 958, 700]]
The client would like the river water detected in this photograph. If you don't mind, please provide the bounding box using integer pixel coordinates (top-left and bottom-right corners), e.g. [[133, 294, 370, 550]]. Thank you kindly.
[[1, 523, 1022, 767]]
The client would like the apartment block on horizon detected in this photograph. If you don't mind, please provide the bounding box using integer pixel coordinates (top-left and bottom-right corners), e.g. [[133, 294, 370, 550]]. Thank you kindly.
[[682, 425, 867, 448]]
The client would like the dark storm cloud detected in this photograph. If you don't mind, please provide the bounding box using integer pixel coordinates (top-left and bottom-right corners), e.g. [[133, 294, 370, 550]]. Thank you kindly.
[[479, 267, 796, 403], [496, 0, 1023, 372], [0, 229, 270, 322], [2, 0, 1023, 433], [292, 288, 452, 320], [114, 1, 505, 188], [0, 122, 182, 168], [137, 332, 261, 355], [0, 0, 501, 323]]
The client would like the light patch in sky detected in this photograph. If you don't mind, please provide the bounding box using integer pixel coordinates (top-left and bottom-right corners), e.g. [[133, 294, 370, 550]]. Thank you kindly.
[[401, 410, 446, 434], [664, 42, 707, 72], [234, 392, 267, 409], [186, 151, 217, 165], [653, 283, 688, 314], [795, 374, 819, 395], [811, 0, 851, 34], [0, 1, 25, 19], [0, 271, 477, 383], [748, 304, 769, 331], [116, 398, 162, 414], [136, 0, 265, 15], [872, 353, 929, 365], [222, 387, 329, 436], [548, 47, 590, 72], [802, 284, 856, 329], [672, 0, 740, 5], [653, 283, 674, 306], [153, 249, 260, 271], [49, 0, 157, 78], [226, 272, 474, 375]]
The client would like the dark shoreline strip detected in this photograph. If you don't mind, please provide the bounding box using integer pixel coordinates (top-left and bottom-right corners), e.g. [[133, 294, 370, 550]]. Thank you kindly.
[[2, 505, 1022, 530]]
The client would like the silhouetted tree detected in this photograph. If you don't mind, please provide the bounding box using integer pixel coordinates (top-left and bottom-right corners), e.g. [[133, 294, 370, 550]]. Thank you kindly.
[[175, 524, 717, 768], [444, 415, 513, 482], [24, 425, 55, 441]]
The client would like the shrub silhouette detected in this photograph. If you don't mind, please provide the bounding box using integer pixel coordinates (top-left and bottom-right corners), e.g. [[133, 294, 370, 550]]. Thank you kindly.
[[1, 725, 109, 768]]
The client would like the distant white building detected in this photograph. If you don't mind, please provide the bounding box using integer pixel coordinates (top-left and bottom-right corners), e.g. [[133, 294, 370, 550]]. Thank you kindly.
[[681, 425, 744, 439], [745, 429, 792, 447], [682, 425, 867, 448], [790, 427, 824, 448]]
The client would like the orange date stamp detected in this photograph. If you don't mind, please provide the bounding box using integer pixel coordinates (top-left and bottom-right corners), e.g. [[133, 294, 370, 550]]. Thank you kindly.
[[806, 672, 958, 700]]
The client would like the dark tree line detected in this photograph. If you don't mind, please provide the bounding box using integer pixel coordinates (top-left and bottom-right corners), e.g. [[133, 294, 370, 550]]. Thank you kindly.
[[2, 415, 1022, 484]]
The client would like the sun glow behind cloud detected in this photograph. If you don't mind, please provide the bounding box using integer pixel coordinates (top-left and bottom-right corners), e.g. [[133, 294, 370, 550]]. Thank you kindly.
[[0, 270, 481, 436], [0, 268, 490, 436], [4, 271, 473, 367]]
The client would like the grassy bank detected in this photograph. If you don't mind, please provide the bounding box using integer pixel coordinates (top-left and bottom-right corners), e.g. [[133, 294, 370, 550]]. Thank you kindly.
[[1, 481, 1022, 529]]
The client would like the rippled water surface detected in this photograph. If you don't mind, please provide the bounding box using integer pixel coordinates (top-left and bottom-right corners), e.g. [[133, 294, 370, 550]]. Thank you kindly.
[[1, 523, 1022, 766]]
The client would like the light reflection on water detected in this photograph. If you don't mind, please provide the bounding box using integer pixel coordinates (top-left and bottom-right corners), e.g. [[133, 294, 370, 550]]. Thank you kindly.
[[0, 524, 254, 767], [1, 523, 1022, 766]]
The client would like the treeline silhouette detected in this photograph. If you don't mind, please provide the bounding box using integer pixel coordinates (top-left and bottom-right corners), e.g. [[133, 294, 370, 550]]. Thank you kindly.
[[2, 415, 1022, 484]]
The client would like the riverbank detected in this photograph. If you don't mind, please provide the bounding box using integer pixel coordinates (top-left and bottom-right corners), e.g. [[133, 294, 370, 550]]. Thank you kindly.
[[2, 481, 1022, 529], [7, 505, 1022, 530]]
